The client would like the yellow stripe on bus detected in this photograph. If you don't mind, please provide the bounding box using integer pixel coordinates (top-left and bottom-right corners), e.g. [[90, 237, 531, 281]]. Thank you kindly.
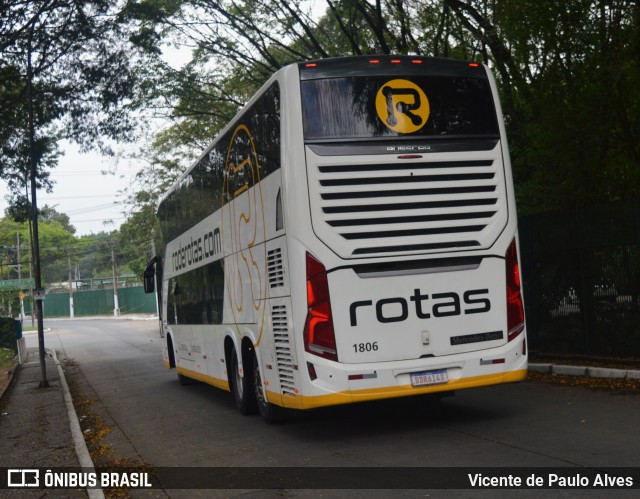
[[268, 369, 528, 410], [168, 362, 526, 412], [175, 366, 231, 392]]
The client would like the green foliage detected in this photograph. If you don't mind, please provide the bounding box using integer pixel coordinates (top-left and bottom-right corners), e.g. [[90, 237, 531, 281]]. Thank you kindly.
[[117, 205, 156, 276], [489, 0, 640, 213], [0, 0, 157, 214], [0, 346, 16, 368], [0, 209, 132, 287], [0, 290, 20, 319], [75, 232, 119, 280], [125, 0, 637, 218]]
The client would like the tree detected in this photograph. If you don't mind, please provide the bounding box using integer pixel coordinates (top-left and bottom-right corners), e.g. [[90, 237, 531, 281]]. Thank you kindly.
[[122, 0, 639, 224], [443, 0, 640, 212], [117, 201, 157, 276], [0, 214, 76, 284], [0, 0, 156, 209], [38, 205, 76, 234]]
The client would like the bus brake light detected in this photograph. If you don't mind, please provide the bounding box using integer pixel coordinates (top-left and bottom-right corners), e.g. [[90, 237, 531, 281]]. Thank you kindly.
[[304, 253, 338, 361], [506, 239, 525, 341]]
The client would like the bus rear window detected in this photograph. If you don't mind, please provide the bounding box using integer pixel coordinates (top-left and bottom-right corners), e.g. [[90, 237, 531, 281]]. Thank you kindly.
[[301, 76, 499, 141]]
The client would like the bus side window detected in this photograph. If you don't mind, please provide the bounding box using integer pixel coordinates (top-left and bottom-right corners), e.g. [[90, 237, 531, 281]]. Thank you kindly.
[[276, 188, 284, 231]]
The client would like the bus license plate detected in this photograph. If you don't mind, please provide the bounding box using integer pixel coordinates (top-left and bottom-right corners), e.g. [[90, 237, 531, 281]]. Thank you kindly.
[[410, 370, 448, 387]]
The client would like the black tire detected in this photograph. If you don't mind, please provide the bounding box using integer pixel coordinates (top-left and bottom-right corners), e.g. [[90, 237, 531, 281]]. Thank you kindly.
[[178, 372, 196, 385], [254, 353, 287, 423], [229, 347, 257, 414], [168, 335, 194, 385]]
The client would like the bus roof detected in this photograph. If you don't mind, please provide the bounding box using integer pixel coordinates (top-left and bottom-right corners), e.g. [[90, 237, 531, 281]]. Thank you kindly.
[[298, 55, 486, 80]]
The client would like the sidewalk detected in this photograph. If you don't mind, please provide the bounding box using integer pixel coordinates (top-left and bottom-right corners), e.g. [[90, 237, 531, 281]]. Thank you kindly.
[[0, 349, 89, 497]]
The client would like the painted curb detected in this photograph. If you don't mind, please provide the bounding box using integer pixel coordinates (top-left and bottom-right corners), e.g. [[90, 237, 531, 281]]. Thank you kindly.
[[530, 363, 640, 380], [587, 367, 628, 379], [552, 365, 589, 376], [528, 363, 552, 374], [47, 349, 105, 499]]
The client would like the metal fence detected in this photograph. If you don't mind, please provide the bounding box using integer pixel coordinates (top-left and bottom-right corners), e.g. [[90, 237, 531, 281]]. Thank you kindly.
[[23, 286, 157, 318], [519, 199, 640, 358]]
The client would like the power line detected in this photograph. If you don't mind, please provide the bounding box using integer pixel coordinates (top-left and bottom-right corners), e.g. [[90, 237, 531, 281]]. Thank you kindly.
[[71, 216, 126, 223], [39, 194, 120, 200]]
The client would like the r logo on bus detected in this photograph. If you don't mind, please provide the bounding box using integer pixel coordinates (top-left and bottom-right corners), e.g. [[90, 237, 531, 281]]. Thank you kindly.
[[375, 79, 430, 134]]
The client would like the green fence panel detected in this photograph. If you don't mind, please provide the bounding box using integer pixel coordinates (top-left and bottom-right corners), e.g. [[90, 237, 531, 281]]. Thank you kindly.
[[23, 287, 157, 317], [74, 289, 114, 316], [43, 294, 71, 317], [117, 287, 157, 314]]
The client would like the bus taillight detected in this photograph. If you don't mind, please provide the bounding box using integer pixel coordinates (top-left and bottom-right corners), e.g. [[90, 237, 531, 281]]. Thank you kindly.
[[304, 252, 338, 361], [506, 239, 525, 341]]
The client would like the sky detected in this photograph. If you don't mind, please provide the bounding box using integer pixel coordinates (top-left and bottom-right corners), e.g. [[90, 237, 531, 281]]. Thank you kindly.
[[0, 141, 142, 237]]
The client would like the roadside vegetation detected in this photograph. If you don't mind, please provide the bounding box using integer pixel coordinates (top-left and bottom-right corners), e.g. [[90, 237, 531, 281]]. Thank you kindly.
[[0, 348, 15, 369]]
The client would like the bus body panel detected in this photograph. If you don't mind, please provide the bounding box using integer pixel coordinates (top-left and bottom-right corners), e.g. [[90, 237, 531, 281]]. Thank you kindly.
[[329, 256, 508, 364]]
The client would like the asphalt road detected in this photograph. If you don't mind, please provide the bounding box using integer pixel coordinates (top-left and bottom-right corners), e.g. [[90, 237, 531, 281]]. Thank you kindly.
[[25, 318, 640, 497]]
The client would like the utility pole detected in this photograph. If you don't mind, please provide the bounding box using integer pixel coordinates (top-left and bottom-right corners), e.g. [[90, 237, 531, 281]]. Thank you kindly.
[[67, 249, 74, 319], [111, 246, 120, 316], [17, 232, 25, 323], [28, 246, 34, 327], [27, 22, 48, 388]]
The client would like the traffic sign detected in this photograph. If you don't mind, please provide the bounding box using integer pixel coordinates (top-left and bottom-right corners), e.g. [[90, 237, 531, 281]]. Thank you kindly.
[[0, 278, 35, 291]]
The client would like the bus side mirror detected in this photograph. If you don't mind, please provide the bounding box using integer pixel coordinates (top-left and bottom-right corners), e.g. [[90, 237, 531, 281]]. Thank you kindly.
[[143, 268, 155, 294]]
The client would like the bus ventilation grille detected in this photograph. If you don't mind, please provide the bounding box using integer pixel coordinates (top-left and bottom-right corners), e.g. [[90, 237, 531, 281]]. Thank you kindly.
[[313, 157, 506, 257], [267, 248, 285, 288], [272, 304, 296, 396]]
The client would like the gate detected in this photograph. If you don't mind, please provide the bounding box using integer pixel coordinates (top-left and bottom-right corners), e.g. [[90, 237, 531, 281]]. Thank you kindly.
[[519, 199, 640, 357]]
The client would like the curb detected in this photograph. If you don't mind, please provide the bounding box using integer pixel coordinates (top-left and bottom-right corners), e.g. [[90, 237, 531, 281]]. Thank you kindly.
[[47, 349, 105, 499], [0, 364, 18, 401], [529, 363, 640, 380]]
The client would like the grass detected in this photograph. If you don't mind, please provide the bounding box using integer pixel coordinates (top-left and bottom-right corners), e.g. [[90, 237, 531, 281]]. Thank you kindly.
[[0, 348, 16, 369]]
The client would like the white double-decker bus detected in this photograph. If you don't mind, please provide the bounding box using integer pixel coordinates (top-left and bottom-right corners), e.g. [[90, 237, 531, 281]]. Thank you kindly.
[[144, 55, 527, 422]]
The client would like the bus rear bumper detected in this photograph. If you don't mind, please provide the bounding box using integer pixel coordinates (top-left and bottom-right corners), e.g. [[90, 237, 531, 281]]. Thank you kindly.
[[273, 333, 527, 410]]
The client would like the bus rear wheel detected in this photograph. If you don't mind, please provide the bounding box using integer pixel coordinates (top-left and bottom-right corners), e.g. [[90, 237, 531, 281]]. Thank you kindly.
[[229, 347, 257, 415], [178, 372, 195, 385], [253, 354, 286, 423]]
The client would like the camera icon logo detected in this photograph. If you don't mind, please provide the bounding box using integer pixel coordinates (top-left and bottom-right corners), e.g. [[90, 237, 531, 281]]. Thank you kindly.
[[7, 469, 40, 487]]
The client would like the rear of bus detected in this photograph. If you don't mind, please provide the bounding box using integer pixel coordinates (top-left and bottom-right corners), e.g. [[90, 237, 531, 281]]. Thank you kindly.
[[280, 56, 527, 409]]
